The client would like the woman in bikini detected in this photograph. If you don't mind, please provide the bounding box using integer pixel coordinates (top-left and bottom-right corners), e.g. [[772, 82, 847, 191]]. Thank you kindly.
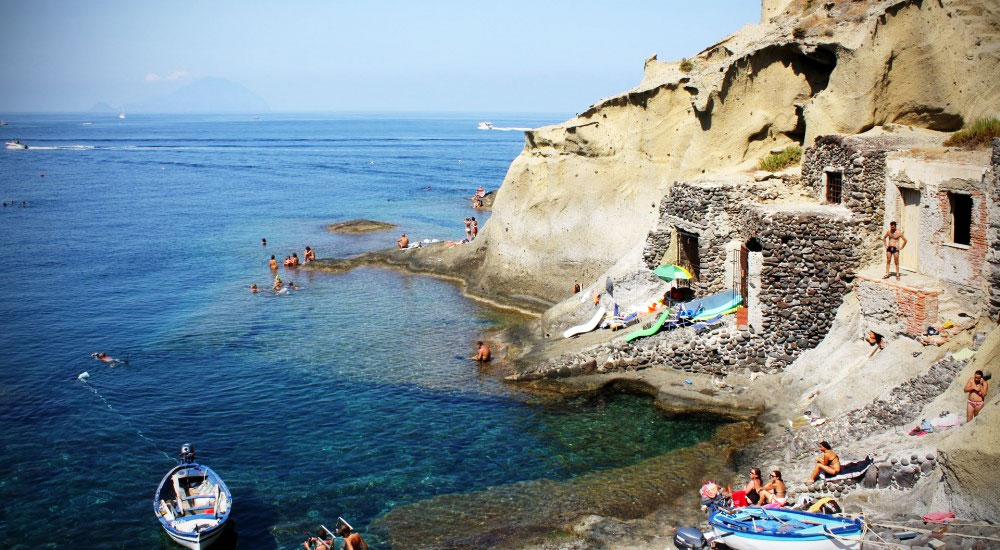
[[744, 468, 763, 505], [965, 370, 989, 421], [759, 470, 787, 506]]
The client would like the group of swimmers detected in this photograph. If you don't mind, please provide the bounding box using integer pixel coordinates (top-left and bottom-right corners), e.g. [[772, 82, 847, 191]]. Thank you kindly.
[[2, 200, 28, 207], [257, 240, 315, 294]]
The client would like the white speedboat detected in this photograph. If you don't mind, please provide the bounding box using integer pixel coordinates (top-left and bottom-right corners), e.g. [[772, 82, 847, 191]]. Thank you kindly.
[[5, 139, 27, 149], [119, 107, 126, 119], [153, 444, 232, 550], [477, 121, 493, 130]]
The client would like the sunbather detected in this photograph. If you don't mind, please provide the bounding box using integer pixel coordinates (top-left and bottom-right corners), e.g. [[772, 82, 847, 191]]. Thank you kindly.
[[759, 470, 787, 506], [806, 441, 841, 483], [744, 468, 763, 505]]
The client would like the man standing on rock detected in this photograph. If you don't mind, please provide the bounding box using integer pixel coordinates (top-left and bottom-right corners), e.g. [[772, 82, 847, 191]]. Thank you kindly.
[[965, 369, 989, 421], [883, 221, 907, 280]]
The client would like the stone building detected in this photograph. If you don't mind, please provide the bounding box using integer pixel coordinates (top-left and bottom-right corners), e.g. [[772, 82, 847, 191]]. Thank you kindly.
[[638, 134, 999, 369], [640, 176, 861, 369], [521, 137, 998, 382], [803, 135, 999, 339]]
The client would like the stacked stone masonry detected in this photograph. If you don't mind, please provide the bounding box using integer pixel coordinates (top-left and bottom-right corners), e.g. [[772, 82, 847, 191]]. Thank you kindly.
[[802, 135, 890, 264], [989, 139, 1000, 320]]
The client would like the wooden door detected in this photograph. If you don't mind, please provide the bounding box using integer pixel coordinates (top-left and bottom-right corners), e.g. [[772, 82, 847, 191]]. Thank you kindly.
[[677, 231, 700, 282], [900, 188, 920, 272]]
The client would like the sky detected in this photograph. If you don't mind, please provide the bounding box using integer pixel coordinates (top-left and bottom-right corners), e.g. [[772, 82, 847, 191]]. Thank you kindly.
[[0, 1, 761, 113]]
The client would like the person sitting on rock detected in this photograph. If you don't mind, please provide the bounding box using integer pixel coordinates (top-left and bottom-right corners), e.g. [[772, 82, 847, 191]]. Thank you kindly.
[[806, 441, 841, 483], [471, 341, 491, 362], [759, 469, 787, 506], [397, 233, 409, 248], [744, 468, 763, 505]]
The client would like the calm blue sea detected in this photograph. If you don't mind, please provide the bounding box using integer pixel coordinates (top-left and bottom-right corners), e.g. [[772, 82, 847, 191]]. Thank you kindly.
[[0, 114, 721, 549]]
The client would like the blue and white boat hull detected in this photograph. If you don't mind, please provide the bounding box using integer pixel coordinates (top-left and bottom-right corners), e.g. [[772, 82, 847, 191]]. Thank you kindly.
[[153, 448, 232, 550], [709, 508, 863, 550]]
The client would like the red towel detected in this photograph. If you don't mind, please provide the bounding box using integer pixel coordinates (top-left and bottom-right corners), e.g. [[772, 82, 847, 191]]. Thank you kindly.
[[922, 511, 955, 523], [732, 490, 748, 507]]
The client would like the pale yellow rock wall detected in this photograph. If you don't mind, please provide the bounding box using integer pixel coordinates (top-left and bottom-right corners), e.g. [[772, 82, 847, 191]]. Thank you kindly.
[[805, 0, 1000, 142], [762, 0, 793, 22]]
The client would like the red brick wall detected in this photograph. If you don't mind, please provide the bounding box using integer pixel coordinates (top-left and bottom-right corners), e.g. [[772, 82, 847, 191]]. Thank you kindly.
[[895, 285, 940, 336]]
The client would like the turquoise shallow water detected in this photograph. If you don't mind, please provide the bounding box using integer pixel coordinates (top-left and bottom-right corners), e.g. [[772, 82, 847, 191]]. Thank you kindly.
[[0, 114, 722, 549]]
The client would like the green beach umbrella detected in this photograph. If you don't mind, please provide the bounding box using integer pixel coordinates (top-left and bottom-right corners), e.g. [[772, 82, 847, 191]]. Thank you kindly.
[[653, 264, 692, 281]]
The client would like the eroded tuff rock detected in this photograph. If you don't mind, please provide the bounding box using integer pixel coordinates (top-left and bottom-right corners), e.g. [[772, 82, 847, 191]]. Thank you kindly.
[[464, 0, 1000, 306]]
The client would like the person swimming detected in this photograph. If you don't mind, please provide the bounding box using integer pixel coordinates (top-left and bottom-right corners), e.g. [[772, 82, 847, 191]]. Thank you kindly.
[[92, 352, 128, 365]]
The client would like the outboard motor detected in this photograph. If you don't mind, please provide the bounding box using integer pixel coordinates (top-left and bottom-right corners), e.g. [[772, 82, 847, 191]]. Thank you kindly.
[[179, 443, 196, 464], [673, 526, 707, 550]]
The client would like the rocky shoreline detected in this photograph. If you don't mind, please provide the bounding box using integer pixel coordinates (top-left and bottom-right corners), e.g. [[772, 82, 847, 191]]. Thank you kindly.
[[306, 237, 1000, 548]]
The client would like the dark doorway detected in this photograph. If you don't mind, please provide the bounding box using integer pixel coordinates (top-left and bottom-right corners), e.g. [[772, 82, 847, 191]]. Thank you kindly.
[[739, 243, 750, 306], [948, 192, 972, 245], [677, 231, 700, 282]]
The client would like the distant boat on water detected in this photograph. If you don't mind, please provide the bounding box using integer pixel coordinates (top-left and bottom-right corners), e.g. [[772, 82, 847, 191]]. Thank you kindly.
[[119, 108, 126, 120], [477, 121, 493, 130], [153, 444, 232, 550], [5, 139, 27, 149], [0, 121, 8, 126]]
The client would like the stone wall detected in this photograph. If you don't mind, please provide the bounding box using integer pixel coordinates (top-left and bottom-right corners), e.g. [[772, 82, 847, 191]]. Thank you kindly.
[[989, 139, 1000, 321], [521, 196, 863, 380], [856, 276, 941, 338], [754, 211, 861, 367], [802, 135, 890, 262], [642, 181, 761, 295]]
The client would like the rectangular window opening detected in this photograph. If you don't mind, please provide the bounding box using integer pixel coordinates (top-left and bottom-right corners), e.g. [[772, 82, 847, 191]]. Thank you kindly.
[[948, 192, 972, 245], [825, 171, 842, 204]]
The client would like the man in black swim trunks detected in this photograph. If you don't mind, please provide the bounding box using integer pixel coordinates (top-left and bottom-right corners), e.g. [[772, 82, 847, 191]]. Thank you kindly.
[[883, 221, 907, 280]]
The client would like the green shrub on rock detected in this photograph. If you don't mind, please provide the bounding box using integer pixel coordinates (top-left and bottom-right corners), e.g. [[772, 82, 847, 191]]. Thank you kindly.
[[758, 146, 803, 172], [943, 116, 1000, 149]]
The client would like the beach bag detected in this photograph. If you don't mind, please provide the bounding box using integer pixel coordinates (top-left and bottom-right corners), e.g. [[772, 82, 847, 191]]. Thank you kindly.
[[731, 490, 748, 507]]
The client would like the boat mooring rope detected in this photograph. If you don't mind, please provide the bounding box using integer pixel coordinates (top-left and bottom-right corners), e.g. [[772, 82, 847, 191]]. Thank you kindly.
[[866, 521, 1000, 544], [81, 379, 175, 464]]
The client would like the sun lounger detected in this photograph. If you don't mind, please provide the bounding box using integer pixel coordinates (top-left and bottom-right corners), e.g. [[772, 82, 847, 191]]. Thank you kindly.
[[818, 456, 873, 482]]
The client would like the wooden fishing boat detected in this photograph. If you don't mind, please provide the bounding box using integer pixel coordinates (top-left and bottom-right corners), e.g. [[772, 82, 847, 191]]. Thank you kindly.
[[707, 507, 863, 550], [153, 444, 232, 549]]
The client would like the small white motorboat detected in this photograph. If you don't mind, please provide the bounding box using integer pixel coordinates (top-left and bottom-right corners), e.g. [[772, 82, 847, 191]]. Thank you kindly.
[[5, 139, 27, 149], [477, 121, 493, 130], [153, 444, 232, 550], [704, 507, 864, 550]]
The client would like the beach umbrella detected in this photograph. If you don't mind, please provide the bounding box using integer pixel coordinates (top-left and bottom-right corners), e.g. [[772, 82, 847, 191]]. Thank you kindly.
[[653, 264, 692, 281]]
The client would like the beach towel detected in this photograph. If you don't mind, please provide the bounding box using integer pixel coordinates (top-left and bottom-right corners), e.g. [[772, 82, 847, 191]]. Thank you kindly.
[[819, 456, 873, 482], [922, 511, 955, 523], [731, 490, 748, 508], [933, 414, 963, 430]]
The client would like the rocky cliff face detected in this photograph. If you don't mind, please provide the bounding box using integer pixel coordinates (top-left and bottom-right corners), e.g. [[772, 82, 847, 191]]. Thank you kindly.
[[470, 0, 1000, 306]]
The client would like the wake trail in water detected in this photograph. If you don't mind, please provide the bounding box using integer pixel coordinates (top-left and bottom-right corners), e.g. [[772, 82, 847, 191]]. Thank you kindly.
[[488, 127, 531, 131], [79, 378, 176, 464]]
